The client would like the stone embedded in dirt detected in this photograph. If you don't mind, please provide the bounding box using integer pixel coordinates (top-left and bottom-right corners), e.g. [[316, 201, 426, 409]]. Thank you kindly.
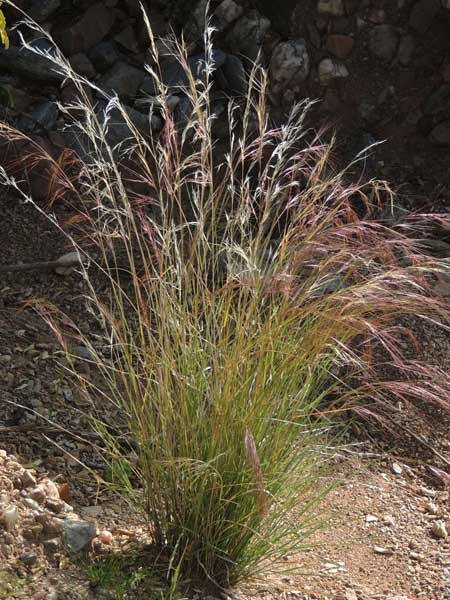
[[219, 55, 247, 96], [326, 34, 354, 59], [215, 0, 244, 30], [88, 41, 120, 73], [365, 514, 378, 523], [369, 25, 399, 61], [115, 26, 139, 54], [373, 545, 395, 555], [425, 501, 439, 515], [30, 478, 60, 503], [54, 251, 84, 276], [29, 0, 61, 22], [35, 513, 64, 535], [397, 34, 415, 66], [22, 524, 44, 540], [141, 50, 227, 96], [30, 101, 59, 132], [420, 486, 437, 497], [43, 537, 61, 553], [56, 3, 116, 56], [63, 519, 97, 553], [45, 498, 66, 514], [20, 551, 38, 566], [318, 0, 345, 17], [429, 121, 450, 146], [80, 505, 104, 518], [23, 498, 42, 512], [431, 520, 448, 539], [391, 462, 403, 475], [98, 61, 146, 99], [21, 470, 37, 489], [98, 529, 113, 544], [0, 505, 19, 532], [226, 9, 271, 62], [270, 39, 310, 97], [319, 58, 349, 85], [409, 0, 441, 34], [69, 53, 97, 79]]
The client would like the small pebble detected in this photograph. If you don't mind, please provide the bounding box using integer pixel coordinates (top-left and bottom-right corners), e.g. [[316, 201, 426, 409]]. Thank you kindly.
[[431, 520, 448, 539], [99, 529, 113, 544], [1, 505, 19, 532]]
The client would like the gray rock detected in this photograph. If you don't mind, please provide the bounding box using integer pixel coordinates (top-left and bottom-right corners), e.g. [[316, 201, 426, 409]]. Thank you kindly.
[[226, 10, 271, 61], [114, 26, 139, 53], [89, 42, 120, 73], [103, 105, 163, 146], [369, 25, 399, 61], [43, 537, 61, 552], [423, 84, 450, 116], [63, 519, 97, 553], [140, 50, 227, 95], [409, 0, 441, 34], [318, 58, 349, 85], [23, 498, 41, 511], [29, 0, 61, 22], [397, 34, 415, 65], [220, 55, 247, 96], [35, 513, 64, 535], [429, 121, 450, 145], [98, 61, 146, 99], [270, 39, 310, 96], [31, 101, 59, 131], [21, 470, 37, 488], [69, 53, 96, 79], [173, 94, 194, 134], [256, 0, 298, 35], [56, 3, 115, 55], [29, 37, 59, 59], [20, 551, 38, 566], [0, 46, 64, 82], [215, 0, 244, 30]]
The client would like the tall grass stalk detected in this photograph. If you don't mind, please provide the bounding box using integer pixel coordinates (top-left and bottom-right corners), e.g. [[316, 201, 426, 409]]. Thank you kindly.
[[1, 9, 450, 591]]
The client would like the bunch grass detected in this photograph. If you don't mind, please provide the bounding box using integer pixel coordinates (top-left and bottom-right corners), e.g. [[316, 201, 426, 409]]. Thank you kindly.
[[1, 8, 450, 593]]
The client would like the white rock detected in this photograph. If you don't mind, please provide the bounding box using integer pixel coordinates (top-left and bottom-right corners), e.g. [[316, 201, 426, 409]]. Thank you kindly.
[[383, 515, 395, 526], [317, 0, 345, 16], [431, 520, 448, 539], [425, 501, 439, 515], [420, 486, 436, 497], [1, 505, 19, 532], [318, 58, 349, 85], [365, 514, 378, 523], [373, 545, 394, 555], [270, 39, 310, 95], [54, 251, 84, 275], [391, 462, 403, 475]]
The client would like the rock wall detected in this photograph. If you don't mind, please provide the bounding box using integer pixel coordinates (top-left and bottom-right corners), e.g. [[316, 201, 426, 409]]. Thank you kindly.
[[1, 0, 449, 206]]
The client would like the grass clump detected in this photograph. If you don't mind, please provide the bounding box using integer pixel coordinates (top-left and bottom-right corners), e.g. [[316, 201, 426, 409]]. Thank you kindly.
[[1, 10, 450, 594]]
